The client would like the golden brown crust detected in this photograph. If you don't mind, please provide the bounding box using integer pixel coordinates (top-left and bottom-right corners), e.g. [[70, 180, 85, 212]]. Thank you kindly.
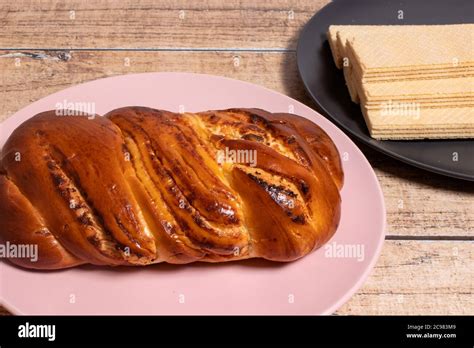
[[0, 107, 343, 269]]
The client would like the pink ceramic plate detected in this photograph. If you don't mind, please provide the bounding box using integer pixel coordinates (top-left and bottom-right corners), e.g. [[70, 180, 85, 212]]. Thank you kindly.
[[0, 73, 386, 315]]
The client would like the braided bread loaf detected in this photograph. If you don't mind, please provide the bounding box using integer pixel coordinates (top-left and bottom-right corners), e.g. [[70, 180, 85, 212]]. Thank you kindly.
[[0, 107, 343, 269]]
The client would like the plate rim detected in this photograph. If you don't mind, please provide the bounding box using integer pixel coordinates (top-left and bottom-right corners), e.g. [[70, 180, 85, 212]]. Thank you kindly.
[[0, 72, 387, 315]]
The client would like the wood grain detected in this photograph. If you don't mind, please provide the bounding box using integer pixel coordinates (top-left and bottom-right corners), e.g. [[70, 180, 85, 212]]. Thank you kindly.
[[0, 0, 329, 49], [0, 50, 306, 118], [1, 50, 473, 238], [336, 240, 473, 315]]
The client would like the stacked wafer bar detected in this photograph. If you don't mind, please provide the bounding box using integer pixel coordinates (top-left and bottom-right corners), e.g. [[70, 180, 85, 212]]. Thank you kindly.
[[327, 24, 474, 140]]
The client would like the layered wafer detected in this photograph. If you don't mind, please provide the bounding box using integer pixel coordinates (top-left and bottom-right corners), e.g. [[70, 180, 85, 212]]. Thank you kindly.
[[327, 24, 474, 140]]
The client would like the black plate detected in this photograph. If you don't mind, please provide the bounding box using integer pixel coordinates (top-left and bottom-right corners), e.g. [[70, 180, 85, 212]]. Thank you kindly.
[[297, 0, 474, 181]]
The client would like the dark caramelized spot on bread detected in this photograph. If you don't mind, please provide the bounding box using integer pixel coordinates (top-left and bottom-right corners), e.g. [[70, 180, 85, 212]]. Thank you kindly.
[[78, 213, 93, 226], [247, 172, 307, 225], [299, 181, 309, 195], [247, 173, 297, 198], [241, 133, 264, 142], [290, 215, 305, 224]]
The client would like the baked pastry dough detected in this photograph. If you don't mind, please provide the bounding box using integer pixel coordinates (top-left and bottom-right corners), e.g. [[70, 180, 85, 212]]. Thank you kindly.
[[0, 107, 343, 269]]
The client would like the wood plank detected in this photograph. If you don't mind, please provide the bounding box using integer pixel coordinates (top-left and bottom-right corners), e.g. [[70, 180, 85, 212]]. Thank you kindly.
[[1, 50, 472, 238], [0, 50, 306, 118], [336, 240, 473, 315], [0, 0, 329, 49], [367, 145, 474, 239], [1, 240, 472, 315]]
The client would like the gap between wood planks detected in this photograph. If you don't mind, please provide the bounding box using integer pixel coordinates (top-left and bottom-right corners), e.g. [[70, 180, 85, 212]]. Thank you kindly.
[[0, 48, 295, 52], [386, 236, 474, 241]]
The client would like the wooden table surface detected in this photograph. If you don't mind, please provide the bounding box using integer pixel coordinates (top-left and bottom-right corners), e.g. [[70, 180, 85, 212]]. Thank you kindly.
[[0, 0, 472, 315]]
